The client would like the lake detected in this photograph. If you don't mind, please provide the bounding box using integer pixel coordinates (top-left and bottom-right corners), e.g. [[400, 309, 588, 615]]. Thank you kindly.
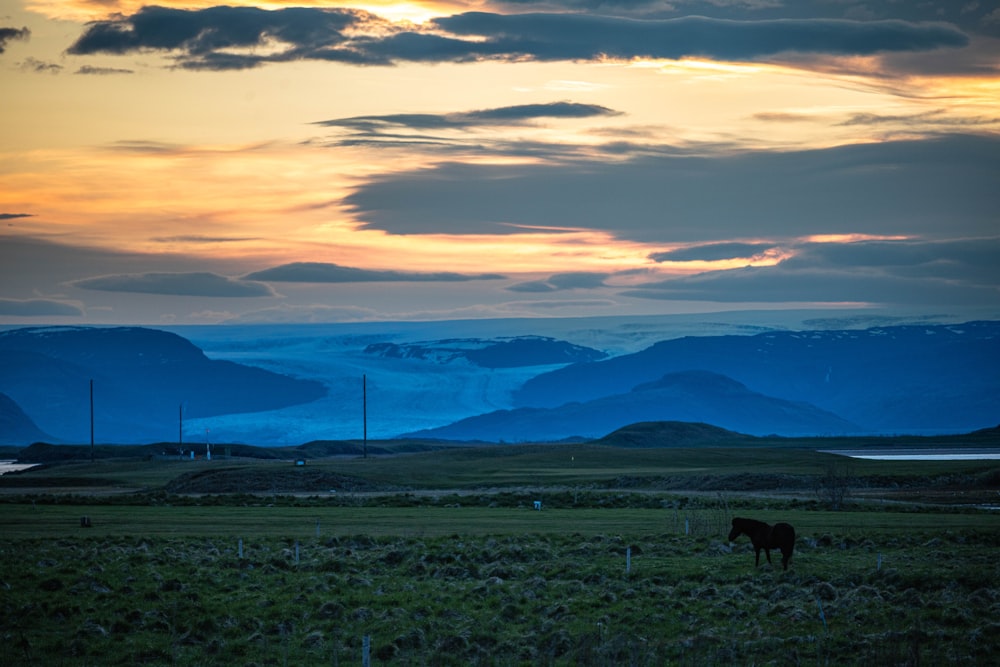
[[0, 461, 38, 475], [825, 449, 1000, 461]]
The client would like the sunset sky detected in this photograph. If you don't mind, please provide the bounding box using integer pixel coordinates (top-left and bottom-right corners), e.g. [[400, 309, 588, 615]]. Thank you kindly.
[[1, 0, 998, 325]]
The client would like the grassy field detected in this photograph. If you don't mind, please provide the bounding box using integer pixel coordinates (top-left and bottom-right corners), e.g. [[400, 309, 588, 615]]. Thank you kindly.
[[2, 444, 1000, 665], [3, 506, 999, 665], [6, 442, 1000, 491]]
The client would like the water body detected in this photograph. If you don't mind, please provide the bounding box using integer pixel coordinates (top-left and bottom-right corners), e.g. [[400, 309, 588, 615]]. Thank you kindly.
[[0, 461, 37, 475], [825, 450, 1000, 461]]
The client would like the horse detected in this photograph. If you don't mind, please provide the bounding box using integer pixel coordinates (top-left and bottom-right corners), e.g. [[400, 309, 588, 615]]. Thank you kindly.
[[728, 517, 795, 571]]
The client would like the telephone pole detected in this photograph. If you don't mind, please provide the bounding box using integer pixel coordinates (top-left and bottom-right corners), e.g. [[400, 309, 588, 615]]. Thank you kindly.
[[89, 379, 94, 462], [362, 374, 367, 459]]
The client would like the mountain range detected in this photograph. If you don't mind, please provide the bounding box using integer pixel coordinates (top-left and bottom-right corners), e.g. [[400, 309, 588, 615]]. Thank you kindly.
[[512, 321, 1000, 436], [404, 370, 860, 440], [0, 317, 997, 445], [0, 326, 325, 444]]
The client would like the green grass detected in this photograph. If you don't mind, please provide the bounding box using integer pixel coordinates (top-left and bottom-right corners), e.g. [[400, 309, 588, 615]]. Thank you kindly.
[[3, 441, 1000, 665], [3, 517, 1000, 666]]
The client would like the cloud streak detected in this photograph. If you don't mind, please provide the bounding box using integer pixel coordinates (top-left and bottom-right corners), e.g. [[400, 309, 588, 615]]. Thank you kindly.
[[74, 272, 277, 297], [314, 101, 624, 151], [244, 262, 505, 283], [650, 242, 780, 262], [0, 298, 82, 317], [317, 101, 621, 132], [75, 65, 134, 75], [622, 237, 1000, 307], [507, 272, 610, 292]]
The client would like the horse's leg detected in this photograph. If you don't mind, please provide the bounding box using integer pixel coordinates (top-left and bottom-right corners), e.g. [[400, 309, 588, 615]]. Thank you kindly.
[[754, 547, 761, 567], [764, 548, 772, 566]]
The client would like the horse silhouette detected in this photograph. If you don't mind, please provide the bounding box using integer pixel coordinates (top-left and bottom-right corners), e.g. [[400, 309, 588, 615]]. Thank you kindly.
[[728, 517, 795, 571]]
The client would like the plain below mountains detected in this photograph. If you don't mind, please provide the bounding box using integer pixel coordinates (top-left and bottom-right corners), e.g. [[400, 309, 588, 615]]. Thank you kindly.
[[404, 370, 861, 441], [0, 327, 325, 445]]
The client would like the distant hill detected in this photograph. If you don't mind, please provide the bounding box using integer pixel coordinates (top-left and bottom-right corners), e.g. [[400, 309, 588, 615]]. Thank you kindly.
[[513, 322, 1000, 434], [597, 421, 755, 448], [403, 370, 860, 441], [364, 335, 607, 368], [0, 327, 326, 445], [0, 392, 54, 445]]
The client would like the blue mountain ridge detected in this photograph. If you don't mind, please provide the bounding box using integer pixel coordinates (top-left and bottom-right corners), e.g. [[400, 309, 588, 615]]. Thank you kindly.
[[0, 327, 326, 444], [3, 319, 997, 445], [0, 391, 53, 444], [513, 321, 1000, 435], [403, 370, 861, 441]]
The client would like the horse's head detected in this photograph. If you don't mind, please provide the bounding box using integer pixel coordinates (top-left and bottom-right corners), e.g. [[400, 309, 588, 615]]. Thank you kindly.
[[727, 518, 742, 541]]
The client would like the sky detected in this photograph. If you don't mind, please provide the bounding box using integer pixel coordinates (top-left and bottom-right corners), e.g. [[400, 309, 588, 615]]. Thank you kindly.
[[1, 0, 999, 326]]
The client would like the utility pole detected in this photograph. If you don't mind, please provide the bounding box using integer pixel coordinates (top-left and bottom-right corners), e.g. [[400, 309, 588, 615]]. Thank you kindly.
[[362, 374, 367, 459], [89, 379, 94, 462]]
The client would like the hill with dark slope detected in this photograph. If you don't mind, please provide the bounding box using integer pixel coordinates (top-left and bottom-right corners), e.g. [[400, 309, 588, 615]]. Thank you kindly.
[[404, 370, 860, 441], [597, 421, 756, 448], [0, 392, 54, 445], [513, 321, 1000, 434], [0, 327, 326, 445]]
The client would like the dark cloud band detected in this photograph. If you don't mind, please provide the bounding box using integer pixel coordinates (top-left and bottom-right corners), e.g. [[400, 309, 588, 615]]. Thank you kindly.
[[434, 13, 967, 60], [343, 134, 1000, 242], [66, 8, 968, 70]]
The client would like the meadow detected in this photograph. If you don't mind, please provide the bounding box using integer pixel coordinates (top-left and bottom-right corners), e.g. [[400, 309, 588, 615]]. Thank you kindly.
[[2, 444, 1000, 665]]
